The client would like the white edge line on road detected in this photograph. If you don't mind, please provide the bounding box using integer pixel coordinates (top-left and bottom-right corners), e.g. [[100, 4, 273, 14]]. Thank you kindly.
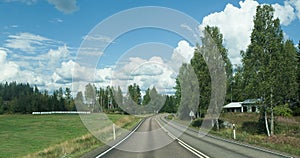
[[95, 119, 145, 158], [155, 117, 210, 158], [178, 141, 204, 158]]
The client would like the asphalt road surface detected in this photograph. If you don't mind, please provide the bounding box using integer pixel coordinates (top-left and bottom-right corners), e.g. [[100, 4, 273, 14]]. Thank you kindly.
[[90, 115, 294, 158], [158, 116, 292, 158], [101, 117, 199, 158]]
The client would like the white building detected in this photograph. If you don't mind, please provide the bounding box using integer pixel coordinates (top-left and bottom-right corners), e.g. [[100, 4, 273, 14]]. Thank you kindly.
[[223, 99, 261, 113]]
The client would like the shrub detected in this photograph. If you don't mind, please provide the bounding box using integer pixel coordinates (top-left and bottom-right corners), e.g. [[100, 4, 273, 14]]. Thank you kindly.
[[242, 121, 259, 134], [191, 118, 203, 127], [274, 104, 293, 117]]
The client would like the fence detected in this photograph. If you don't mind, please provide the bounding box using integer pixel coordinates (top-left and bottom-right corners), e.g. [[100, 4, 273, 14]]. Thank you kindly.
[[32, 111, 91, 115]]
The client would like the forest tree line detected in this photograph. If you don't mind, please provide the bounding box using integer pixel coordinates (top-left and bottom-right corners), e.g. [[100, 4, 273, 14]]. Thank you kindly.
[[0, 82, 75, 114], [0, 81, 176, 114]]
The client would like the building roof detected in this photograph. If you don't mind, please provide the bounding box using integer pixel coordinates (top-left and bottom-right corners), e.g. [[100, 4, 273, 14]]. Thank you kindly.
[[223, 102, 242, 108], [242, 98, 262, 104]]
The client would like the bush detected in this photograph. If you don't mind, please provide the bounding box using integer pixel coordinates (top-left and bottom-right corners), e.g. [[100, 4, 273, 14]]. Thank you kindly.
[[191, 118, 203, 127], [166, 114, 174, 120], [274, 104, 293, 117]]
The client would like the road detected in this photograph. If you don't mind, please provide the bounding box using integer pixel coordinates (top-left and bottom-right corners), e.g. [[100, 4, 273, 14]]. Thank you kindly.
[[100, 117, 199, 158], [158, 116, 292, 158], [88, 115, 293, 158]]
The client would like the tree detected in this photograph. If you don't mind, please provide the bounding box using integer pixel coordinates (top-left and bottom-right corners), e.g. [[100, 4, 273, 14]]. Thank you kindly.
[[231, 65, 246, 102], [191, 44, 210, 118], [242, 5, 298, 136], [75, 91, 86, 111], [176, 63, 199, 120], [98, 87, 105, 112], [161, 95, 177, 113], [128, 83, 142, 105], [148, 87, 165, 113], [85, 83, 97, 112], [190, 26, 229, 122], [113, 86, 123, 112], [142, 88, 151, 106]]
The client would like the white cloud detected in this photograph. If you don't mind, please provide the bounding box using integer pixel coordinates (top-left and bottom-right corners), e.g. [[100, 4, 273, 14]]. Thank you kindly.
[[48, 44, 69, 70], [289, 0, 300, 19], [110, 40, 195, 94], [200, 0, 258, 66], [49, 18, 63, 23], [199, 0, 300, 66], [5, 32, 56, 53], [0, 49, 45, 86], [272, 1, 296, 26], [2, 0, 37, 5], [83, 35, 114, 43], [0, 50, 19, 81], [170, 40, 195, 71], [48, 0, 79, 14], [54, 60, 112, 84]]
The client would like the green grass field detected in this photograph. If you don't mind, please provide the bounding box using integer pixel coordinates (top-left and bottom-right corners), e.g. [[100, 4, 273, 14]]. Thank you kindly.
[[0, 114, 137, 158]]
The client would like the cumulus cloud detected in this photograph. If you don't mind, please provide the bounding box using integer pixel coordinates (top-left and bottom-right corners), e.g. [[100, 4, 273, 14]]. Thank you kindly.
[[272, 1, 296, 26], [48, 0, 79, 14], [47, 44, 69, 70], [170, 40, 195, 71], [200, 0, 259, 66], [108, 41, 195, 94], [199, 0, 299, 66], [0, 50, 19, 81], [0, 49, 44, 86], [54, 60, 112, 84], [289, 0, 300, 19]]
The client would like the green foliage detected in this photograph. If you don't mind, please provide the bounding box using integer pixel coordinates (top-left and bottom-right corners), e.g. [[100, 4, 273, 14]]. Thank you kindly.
[[161, 95, 177, 113], [165, 114, 174, 120], [127, 83, 142, 105], [273, 104, 293, 117], [239, 5, 299, 136], [191, 46, 211, 117], [176, 63, 199, 120], [0, 82, 75, 114], [191, 118, 203, 127], [231, 65, 246, 101], [142, 88, 151, 105]]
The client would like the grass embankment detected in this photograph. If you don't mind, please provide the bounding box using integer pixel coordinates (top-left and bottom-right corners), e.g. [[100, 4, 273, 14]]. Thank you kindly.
[[0, 114, 140, 158], [201, 113, 300, 156]]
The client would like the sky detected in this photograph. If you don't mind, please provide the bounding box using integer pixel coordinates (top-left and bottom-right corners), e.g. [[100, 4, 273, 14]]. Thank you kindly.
[[0, 0, 300, 95]]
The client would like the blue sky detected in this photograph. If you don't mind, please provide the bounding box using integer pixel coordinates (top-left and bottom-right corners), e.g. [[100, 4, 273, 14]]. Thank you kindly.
[[0, 0, 299, 94]]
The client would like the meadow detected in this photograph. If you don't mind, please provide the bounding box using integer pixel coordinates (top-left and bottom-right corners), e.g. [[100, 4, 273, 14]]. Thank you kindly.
[[0, 114, 139, 158]]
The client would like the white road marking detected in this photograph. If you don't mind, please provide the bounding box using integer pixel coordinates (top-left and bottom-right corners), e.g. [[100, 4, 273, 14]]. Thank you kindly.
[[95, 119, 145, 158], [155, 116, 210, 158]]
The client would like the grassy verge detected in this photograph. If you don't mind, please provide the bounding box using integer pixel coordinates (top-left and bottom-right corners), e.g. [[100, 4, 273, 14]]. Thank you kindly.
[[0, 114, 140, 158], [188, 113, 300, 156]]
